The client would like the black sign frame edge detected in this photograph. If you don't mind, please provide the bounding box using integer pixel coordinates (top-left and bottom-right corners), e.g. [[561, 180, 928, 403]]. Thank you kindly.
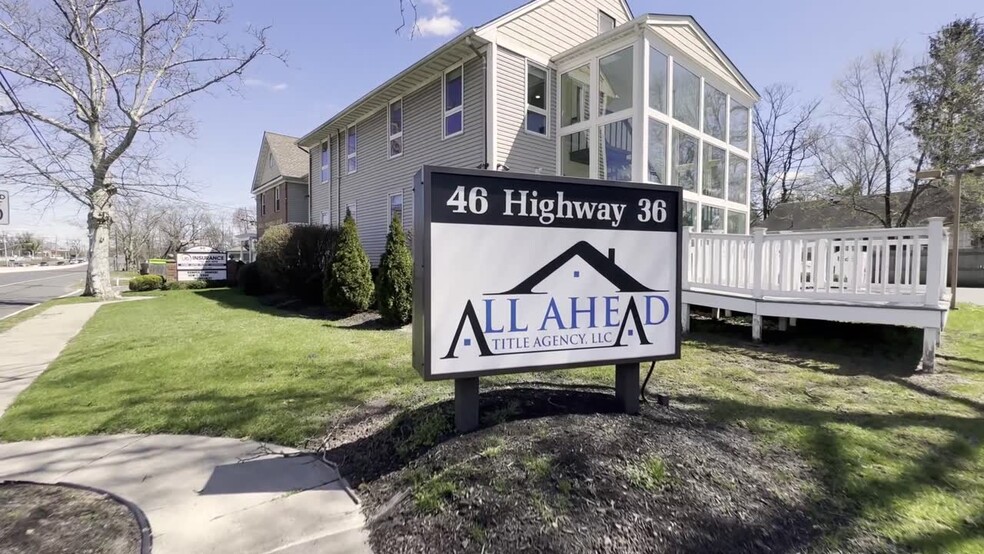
[[413, 165, 683, 382]]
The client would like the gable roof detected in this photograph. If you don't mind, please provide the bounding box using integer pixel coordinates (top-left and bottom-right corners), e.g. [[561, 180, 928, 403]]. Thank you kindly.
[[493, 241, 657, 295], [475, 0, 633, 34], [251, 132, 309, 193], [552, 14, 759, 101], [761, 188, 954, 232]]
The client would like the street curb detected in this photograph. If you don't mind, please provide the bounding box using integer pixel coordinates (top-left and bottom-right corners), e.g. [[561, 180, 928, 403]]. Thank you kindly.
[[0, 303, 39, 321], [0, 479, 153, 554]]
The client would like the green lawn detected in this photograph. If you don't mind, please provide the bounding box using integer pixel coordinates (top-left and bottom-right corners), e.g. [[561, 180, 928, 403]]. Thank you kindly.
[[0, 289, 981, 552]]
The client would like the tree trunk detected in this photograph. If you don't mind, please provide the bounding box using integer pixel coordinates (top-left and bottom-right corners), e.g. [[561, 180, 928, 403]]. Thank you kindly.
[[84, 186, 119, 300]]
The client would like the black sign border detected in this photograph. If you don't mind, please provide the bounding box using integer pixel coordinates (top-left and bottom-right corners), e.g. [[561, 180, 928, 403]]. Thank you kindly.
[[413, 165, 683, 382]]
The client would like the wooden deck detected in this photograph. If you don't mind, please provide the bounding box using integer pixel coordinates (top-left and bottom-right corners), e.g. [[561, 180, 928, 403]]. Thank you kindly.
[[681, 218, 951, 370]]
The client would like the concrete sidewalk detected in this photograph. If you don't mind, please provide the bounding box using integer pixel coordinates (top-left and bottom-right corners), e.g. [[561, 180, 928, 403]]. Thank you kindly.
[[957, 287, 984, 306], [0, 435, 370, 553], [0, 302, 106, 415]]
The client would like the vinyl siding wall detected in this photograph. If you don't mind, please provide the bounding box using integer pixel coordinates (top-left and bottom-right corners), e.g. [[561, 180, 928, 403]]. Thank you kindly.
[[286, 181, 309, 223], [495, 46, 557, 174], [497, 0, 631, 61], [309, 56, 486, 265]]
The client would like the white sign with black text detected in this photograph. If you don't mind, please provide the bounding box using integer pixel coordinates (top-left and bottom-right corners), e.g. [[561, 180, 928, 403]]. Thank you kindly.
[[413, 167, 681, 380], [176, 249, 227, 282]]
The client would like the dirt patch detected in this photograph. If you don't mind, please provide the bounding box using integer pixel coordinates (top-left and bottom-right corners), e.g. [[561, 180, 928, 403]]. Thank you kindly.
[[0, 482, 142, 554], [321, 386, 836, 553]]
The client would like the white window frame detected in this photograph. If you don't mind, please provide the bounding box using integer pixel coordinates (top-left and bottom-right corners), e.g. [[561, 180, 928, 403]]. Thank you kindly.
[[321, 210, 331, 226], [598, 10, 616, 34], [320, 141, 331, 184], [346, 125, 358, 175], [442, 64, 464, 140], [525, 60, 550, 137], [388, 192, 403, 225], [388, 98, 404, 159], [260, 192, 266, 215], [274, 186, 281, 212]]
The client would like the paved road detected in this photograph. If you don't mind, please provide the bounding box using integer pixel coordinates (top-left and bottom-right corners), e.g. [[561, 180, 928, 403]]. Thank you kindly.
[[0, 265, 87, 319]]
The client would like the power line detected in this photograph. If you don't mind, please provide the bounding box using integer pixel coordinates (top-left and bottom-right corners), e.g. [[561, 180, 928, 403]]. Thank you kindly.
[[0, 69, 87, 193]]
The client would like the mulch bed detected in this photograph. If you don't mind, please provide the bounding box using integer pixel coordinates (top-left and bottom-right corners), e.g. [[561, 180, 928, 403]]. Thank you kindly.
[[0, 482, 142, 554], [319, 386, 840, 554]]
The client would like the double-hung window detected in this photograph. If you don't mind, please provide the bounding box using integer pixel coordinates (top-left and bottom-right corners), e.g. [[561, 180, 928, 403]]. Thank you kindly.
[[388, 99, 403, 158], [261, 193, 266, 215], [346, 126, 357, 174], [526, 61, 548, 136], [320, 142, 330, 183], [274, 186, 281, 212], [443, 65, 464, 138]]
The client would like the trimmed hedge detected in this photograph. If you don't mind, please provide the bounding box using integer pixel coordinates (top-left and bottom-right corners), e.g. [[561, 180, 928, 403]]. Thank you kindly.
[[238, 262, 269, 296], [128, 274, 164, 292], [257, 224, 339, 303], [324, 214, 374, 313], [377, 215, 413, 325], [164, 280, 210, 290]]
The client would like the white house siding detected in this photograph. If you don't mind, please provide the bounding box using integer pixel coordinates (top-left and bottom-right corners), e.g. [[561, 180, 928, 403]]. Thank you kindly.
[[497, 0, 631, 61], [286, 181, 309, 223], [495, 46, 557, 174], [309, 56, 486, 265], [309, 134, 335, 226], [649, 24, 746, 96]]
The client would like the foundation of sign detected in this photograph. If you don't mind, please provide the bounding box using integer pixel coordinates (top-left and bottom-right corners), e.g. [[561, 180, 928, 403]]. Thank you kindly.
[[454, 377, 480, 433], [615, 363, 641, 415]]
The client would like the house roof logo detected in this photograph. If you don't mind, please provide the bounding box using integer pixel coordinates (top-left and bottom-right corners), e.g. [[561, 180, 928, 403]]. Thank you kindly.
[[442, 241, 666, 360], [491, 240, 664, 296]]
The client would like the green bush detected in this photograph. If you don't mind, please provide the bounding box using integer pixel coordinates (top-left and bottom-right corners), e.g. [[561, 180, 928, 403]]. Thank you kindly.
[[324, 214, 374, 313], [238, 262, 269, 296], [162, 279, 211, 291], [257, 224, 338, 303], [128, 274, 164, 292], [377, 215, 413, 325]]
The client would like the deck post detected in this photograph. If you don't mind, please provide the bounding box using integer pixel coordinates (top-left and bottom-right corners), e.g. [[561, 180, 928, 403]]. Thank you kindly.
[[752, 227, 766, 299], [921, 328, 939, 372], [751, 314, 763, 342], [681, 303, 691, 333], [924, 218, 945, 307], [778, 317, 789, 331], [681, 226, 692, 292]]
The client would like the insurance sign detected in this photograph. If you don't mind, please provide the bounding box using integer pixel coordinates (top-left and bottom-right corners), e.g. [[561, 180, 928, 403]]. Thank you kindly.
[[413, 166, 681, 381], [176, 248, 227, 281]]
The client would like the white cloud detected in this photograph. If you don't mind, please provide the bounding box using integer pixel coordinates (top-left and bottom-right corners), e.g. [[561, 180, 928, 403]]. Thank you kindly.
[[415, 0, 461, 37], [243, 78, 288, 92]]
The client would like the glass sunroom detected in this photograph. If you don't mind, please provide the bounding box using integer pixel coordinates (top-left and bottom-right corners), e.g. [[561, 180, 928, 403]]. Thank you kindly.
[[553, 15, 759, 234]]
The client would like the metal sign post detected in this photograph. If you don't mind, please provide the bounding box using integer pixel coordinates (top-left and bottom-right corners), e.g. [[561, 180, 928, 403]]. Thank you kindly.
[[412, 166, 682, 432]]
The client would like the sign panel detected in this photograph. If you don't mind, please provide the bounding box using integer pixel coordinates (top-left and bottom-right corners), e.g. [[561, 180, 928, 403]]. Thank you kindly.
[[176, 249, 227, 282], [413, 166, 681, 381], [0, 190, 8, 225]]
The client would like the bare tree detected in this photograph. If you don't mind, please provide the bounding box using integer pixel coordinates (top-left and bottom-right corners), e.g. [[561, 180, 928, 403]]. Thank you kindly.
[[752, 83, 821, 220], [155, 202, 218, 257], [112, 196, 161, 269], [830, 45, 934, 227], [14, 231, 42, 257], [232, 206, 256, 235], [0, 0, 279, 299], [812, 123, 884, 196]]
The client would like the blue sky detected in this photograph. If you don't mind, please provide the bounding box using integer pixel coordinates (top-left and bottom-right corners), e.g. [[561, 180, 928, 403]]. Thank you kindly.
[[9, 0, 982, 241]]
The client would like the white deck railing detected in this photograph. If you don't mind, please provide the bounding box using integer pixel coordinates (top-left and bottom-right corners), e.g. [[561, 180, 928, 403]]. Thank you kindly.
[[683, 217, 949, 307]]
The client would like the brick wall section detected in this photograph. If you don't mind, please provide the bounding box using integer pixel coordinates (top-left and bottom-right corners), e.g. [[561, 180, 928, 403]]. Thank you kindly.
[[256, 182, 288, 238]]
